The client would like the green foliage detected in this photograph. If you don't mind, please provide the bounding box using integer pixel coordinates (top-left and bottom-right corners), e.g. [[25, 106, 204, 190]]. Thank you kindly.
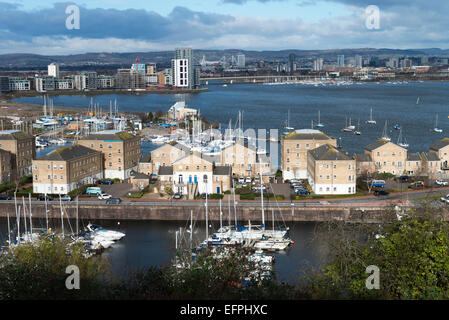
[[375, 172, 395, 180], [19, 175, 32, 186], [306, 212, 449, 299], [0, 182, 14, 193], [275, 169, 282, 178], [208, 193, 224, 200], [0, 236, 110, 300]]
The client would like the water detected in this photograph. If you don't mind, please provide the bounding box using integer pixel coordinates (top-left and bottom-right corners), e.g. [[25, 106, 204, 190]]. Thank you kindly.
[[0, 218, 329, 283], [14, 81, 449, 155]]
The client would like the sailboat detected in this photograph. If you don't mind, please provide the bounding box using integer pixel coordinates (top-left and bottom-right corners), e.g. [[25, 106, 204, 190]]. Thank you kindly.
[[397, 127, 409, 148], [416, 97, 420, 105], [434, 114, 443, 133], [394, 123, 400, 130], [315, 110, 324, 128], [343, 117, 355, 132], [283, 109, 294, 130], [365, 108, 376, 124], [354, 119, 361, 135], [381, 120, 391, 141]]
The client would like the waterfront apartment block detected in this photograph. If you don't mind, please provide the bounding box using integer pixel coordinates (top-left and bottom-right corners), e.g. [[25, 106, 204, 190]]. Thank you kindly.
[[363, 139, 407, 176], [0, 149, 12, 184], [138, 154, 153, 177], [78, 130, 140, 180], [429, 138, 449, 170], [32, 144, 103, 195], [307, 144, 356, 195], [158, 152, 232, 198], [151, 141, 190, 172], [0, 130, 35, 180], [281, 129, 337, 180], [167, 101, 198, 121]]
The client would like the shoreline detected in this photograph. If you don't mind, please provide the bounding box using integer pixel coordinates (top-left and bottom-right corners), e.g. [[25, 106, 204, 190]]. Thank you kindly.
[[1, 88, 209, 100]]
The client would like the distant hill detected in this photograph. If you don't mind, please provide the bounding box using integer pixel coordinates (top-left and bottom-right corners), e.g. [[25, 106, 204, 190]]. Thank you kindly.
[[1, 48, 448, 70]]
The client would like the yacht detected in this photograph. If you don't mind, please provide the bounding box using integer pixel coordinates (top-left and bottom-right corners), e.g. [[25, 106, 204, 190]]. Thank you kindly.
[[365, 108, 376, 124], [397, 127, 409, 148], [315, 110, 324, 128], [433, 114, 443, 133], [381, 120, 391, 141]]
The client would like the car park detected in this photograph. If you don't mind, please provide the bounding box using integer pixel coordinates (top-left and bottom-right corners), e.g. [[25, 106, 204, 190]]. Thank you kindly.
[[374, 190, 390, 196], [98, 193, 112, 200], [37, 195, 53, 201], [435, 179, 449, 186], [106, 198, 121, 204]]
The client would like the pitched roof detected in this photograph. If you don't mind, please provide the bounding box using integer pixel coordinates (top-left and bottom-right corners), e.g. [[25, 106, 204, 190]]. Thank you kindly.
[[140, 154, 151, 163], [309, 144, 352, 161], [80, 130, 136, 141], [284, 129, 334, 141], [407, 152, 422, 161], [353, 153, 372, 162], [213, 166, 232, 175], [130, 170, 151, 179], [422, 152, 440, 161], [364, 139, 391, 151], [0, 130, 33, 140], [37, 144, 99, 161], [430, 138, 449, 151], [158, 166, 173, 175]]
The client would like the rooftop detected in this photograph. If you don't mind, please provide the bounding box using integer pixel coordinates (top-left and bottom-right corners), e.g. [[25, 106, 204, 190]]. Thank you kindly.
[[158, 166, 173, 176], [309, 144, 352, 161], [37, 144, 99, 161], [80, 130, 136, 141], [213, 166, 232, 175], [0, 130, 33, 140], [364, 139, 394, 151], [284, 129, 333, 141], [430, 138, 449, 151]]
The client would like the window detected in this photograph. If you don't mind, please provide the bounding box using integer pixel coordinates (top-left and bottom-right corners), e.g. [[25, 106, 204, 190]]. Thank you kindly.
[[287, 158, 290, 163], [333, 164, 337, 169], [296, 144, 300, 148], [108, 144, 112, 149], [60, 175, 63, 180], [287, 148, 290, 154], [60, 165, 63, 170], [34, 175, 37, 180], [108, 153, 112, 158], [203, 175, 208, 183], [306, 144, 310, 148], [100, 144, 103, 148], [109, 162, 112, 167]]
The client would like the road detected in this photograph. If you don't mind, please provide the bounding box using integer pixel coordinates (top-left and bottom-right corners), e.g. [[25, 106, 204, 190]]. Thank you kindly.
[[3, 186, 448, 208]]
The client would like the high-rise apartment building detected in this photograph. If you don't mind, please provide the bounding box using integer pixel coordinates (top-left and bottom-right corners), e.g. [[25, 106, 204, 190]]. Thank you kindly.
[[237, 54, 246, 68], [337, 55, 345, 67], [173, 48, 194, 89], [48, 63, 59, 78]]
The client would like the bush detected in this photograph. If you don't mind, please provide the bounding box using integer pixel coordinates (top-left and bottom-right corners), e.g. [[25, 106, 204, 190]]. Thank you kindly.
[[375, 172, 395, 180], [240, 193, 256, 200], [224, 190, 231, 194], [19, 175, 32, 186], [208, 194, 224, 200], [0, 182, 14, 193]]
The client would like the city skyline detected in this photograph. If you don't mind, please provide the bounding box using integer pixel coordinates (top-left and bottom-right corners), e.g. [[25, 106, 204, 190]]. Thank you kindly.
[[0, 1, 448, 54]]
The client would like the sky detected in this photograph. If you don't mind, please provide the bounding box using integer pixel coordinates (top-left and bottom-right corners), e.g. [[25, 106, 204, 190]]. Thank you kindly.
[[0, 0, 448, 55]]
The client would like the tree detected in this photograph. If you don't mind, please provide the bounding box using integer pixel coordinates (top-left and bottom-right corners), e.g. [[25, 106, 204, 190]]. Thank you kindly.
[[306, 208, 449, 299]]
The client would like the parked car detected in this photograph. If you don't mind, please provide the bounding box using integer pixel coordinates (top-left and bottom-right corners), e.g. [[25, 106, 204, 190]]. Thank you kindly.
[[290, 179, 300, 184], [60, 195, 72, 201], [37, 195, 53, 201], [398, 175, 409, 182], [0, 194, 10, 200], [106, 198, 121, 204], [98, 193, 112, 200], [99, 179, 113, 185], [238, 177, 245, 184], [252, 185, 266, 192], [200, 193, 207, 200], [173, 193, 182, 200], [371, 180, 386, 188], [435, 179, 449, 186], [245, 177, 252, 183], [296, 189, 310, 195], [440, 194, 449, 203], [86, 187, 102, 195], [409, 181, 424, 188], [374, 190, 390, 196]]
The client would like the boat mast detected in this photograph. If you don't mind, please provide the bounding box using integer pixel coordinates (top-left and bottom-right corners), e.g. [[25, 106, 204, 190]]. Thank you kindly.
[[205, 191, 208, 245], [28, 193, 32, 236], [219, 199, 222, 231], [76, 196, 79, 236], [260, 160, 265, 229], [45, 192, 48, 233], [60, 195, 64, 238], [7, 208, 11, 245], [22, 197, 27, 237]]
